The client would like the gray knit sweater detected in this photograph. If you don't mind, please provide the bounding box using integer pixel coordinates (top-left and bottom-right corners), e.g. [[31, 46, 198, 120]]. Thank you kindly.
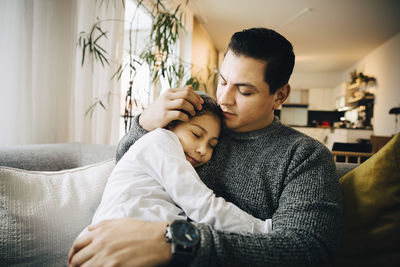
[[116, 116, 343, 267]]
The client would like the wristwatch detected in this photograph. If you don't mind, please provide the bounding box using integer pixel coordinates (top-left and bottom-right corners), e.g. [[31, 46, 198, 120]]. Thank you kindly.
[[164, 220, 200, 267]]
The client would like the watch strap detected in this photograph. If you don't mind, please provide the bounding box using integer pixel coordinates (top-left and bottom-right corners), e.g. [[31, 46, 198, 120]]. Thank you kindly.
[[167, 249, 193, 267], [165, 221, 199, 267]]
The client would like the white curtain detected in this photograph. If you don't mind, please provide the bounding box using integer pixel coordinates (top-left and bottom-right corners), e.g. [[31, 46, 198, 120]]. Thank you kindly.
[[0, 0, 124, 146]]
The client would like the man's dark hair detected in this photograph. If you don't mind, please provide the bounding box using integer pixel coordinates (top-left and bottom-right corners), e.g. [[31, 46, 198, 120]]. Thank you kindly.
[[228, 27, 295, 94]]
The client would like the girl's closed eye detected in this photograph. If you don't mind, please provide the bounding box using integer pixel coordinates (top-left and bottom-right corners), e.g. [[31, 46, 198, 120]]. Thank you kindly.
[[192, 131, 201, 138]]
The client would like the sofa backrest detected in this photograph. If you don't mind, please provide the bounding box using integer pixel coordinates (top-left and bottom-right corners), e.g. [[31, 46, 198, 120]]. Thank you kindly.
[[0, 143, 116, 171], [0, 143, 358, 178]]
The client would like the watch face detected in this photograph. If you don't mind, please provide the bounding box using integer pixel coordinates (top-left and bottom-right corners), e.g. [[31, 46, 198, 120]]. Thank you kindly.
[[171, 221, 200, 247]]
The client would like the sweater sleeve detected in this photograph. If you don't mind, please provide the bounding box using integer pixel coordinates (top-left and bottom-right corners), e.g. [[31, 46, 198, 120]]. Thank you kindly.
[[136, 129, 272, 233], [191, 139, 343, 267], [116, 115, 148, 162]]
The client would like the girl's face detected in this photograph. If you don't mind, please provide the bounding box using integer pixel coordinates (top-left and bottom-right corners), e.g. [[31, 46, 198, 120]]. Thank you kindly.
[[169, 113, 221, 167]]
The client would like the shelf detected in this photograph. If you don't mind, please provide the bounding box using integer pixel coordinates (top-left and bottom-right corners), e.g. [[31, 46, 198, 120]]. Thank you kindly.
[[347, 83, 360, 90], [347, 96, 363, 104], [345, 81, 375, 106], [347, 95, 374, 104], [282, 104, 308, 108]]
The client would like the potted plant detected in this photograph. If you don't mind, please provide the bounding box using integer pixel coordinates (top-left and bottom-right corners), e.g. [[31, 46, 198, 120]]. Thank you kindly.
[[78, 0, 211, 132]]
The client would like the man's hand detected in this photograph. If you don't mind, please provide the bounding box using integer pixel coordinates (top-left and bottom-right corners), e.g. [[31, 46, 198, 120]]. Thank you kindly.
[[139, 86, 204, 131], [68, 218, 171, 267]]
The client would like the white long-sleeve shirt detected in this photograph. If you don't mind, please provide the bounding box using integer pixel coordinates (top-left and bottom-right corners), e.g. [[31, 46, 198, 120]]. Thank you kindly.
[[81, 128, 271, 236]]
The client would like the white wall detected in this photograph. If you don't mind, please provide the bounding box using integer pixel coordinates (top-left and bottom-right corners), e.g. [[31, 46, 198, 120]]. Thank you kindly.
[[340, 32, 400, 136], [290, 71, 343, 89], [289, 70, 342, 111], [308, 88, 335, 110]]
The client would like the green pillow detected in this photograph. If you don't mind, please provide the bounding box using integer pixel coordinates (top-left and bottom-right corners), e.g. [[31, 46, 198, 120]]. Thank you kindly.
[[336, 133, 400, 266]]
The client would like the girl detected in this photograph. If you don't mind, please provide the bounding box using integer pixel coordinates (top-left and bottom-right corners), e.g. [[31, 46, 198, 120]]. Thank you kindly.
[[79, 94, 271, 236]]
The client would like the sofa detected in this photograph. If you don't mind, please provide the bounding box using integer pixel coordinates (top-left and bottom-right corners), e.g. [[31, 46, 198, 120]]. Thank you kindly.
[[1, 135, 399, 266], [0, 144, 117, 266]]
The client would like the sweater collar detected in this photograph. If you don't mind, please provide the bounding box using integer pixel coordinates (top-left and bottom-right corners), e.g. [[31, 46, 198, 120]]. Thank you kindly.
[[222, 116, 283, 140]]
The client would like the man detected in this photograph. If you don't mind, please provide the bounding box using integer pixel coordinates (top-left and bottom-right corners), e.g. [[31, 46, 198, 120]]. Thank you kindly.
[[69, 28, 343, 267]]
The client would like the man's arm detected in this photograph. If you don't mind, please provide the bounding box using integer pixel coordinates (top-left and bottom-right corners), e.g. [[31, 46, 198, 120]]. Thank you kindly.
[[191, 140, 343, 267], [68, 218, 171, 267], [69, 138, 342, 267], [116, 86, 203, 162]]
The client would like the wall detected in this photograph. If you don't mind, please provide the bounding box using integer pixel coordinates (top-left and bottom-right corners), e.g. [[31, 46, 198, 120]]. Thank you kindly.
[[280, 66, 343, 112], [290, 71, 343, 89], [178, 2, 194, 77], [340, 32, 400, 136], [308, 88, 335, 110], [292, 32, 400, 136], [191, 17, 219, 97]]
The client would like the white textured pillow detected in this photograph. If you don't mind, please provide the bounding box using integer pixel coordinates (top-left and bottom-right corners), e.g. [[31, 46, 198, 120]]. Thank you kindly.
[[0, 159, 115, 266]]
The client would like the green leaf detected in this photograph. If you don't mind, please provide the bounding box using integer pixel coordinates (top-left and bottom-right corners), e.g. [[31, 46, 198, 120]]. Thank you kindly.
[[81, 41, 87, 66], [94, 43, 108, 54], [174, 4, 181, 16], [111, 63, 124, 80], [99, 100, 106, 110]]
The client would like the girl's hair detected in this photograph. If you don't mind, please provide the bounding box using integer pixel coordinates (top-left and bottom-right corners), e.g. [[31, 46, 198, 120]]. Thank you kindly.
[[168, 93, 223, 129]]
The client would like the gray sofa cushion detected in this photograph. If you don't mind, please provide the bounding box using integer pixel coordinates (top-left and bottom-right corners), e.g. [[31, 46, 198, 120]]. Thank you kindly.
[[0, 160, 114, 266], [0, 143, 116, 171], [335, 162, 359, 179]]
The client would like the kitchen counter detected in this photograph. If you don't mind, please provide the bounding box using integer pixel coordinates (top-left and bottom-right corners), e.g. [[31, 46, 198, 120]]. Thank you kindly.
[[291, 125, 373, 130], [291, 126, 373, 150]]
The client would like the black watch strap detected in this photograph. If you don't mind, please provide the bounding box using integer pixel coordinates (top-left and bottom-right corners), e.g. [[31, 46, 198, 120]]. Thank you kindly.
[[165, 220, 200, 267], [167, 251, 192, 267]]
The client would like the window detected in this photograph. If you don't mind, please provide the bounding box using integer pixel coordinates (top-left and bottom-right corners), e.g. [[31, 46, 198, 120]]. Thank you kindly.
[[119, 0, 153, 138], [119, 0, 187, 138]]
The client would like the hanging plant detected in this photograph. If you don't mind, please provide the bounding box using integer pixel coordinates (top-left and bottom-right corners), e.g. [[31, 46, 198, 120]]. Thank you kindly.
[[140, 0, 186, 82], [78, 19, 110, 67], [78, 0, 215, 133], [349, 69, 376, 85]]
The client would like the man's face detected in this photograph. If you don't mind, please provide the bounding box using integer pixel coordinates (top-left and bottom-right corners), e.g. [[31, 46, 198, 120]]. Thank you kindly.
[[170, 113, 220, 167], [217, 50, 283, 132]]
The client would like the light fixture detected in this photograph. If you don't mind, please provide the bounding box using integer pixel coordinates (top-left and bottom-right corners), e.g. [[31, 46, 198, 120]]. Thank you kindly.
[[278, 8, 313, 29]]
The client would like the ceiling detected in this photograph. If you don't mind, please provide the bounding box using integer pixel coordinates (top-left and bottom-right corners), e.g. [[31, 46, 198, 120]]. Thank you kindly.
[[189, 0, 400, 73]]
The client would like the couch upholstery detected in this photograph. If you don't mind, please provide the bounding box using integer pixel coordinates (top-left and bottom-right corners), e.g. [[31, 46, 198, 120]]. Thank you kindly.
[[0, 143, 116, 171], [0, 143, 357, 176], [0, 143, 358, 266]]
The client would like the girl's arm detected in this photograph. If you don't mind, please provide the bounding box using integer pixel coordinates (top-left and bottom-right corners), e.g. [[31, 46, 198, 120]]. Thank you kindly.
[[134, 129, 271, 233]]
